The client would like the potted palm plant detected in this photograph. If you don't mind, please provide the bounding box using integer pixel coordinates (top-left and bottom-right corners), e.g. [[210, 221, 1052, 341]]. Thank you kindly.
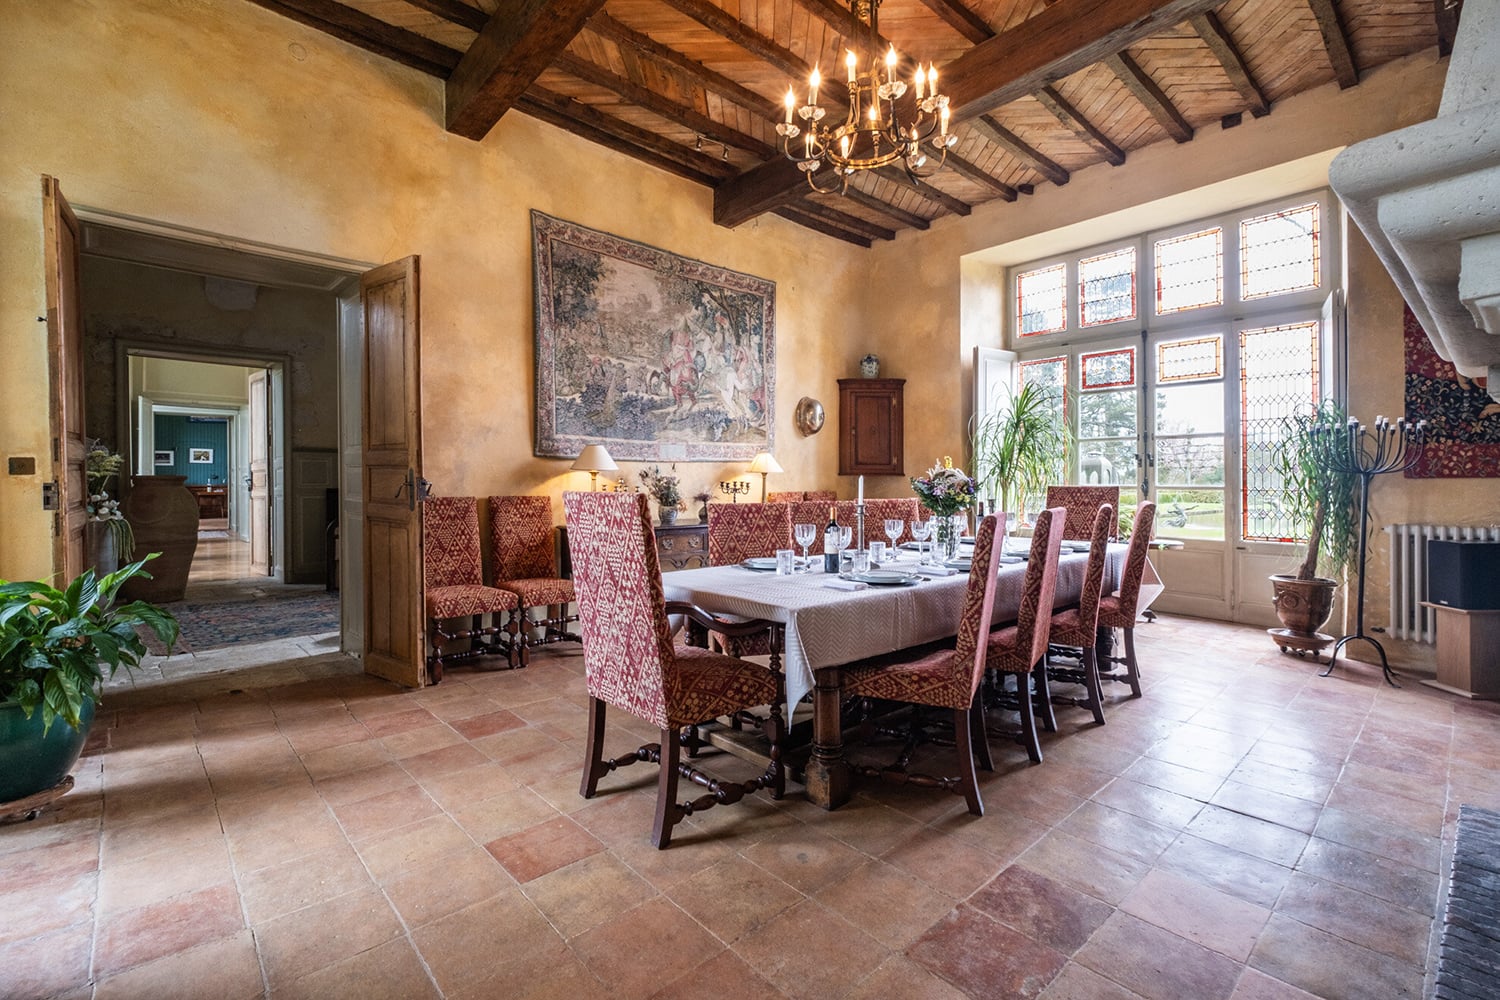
[[969, 382, 1070, 522], [1268, 400, 1360, 652], [0, 558, 178, 808]]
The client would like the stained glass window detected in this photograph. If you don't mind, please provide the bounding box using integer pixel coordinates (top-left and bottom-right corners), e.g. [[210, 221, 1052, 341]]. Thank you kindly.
[[1154, 228, 1223, 314], [1016, 264, 1067, 336], [1241, 203, 1320, 300], [1081, 348, 1135, 390], [1158, 336, 1223, 383], [1079, 248, 1136, 327], [1240, 321, 1320, 542]]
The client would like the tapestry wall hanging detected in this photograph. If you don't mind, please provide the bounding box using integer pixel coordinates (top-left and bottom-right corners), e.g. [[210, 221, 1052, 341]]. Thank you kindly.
[[532, 211, 776, 461], [1403, 303, 1500, 477]]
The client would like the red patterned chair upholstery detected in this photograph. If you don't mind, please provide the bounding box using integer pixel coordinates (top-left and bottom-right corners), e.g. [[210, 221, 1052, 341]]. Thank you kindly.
[[841, 514, 1005, 816], [423, 496, 518, 683], [860, 497, 921, 547], [766, 491, 804, 503], [1096, 501, 1157, 698], [1037, 504, 1115, 726], [1044, 486, 1121, 541], [984, 507, 1066, 763], [563, 491, 785, 849], [788, 500, 834, 555], [804, 490, 837, 504], [489, 495, 579, 667], [706, 502, 794, 565]]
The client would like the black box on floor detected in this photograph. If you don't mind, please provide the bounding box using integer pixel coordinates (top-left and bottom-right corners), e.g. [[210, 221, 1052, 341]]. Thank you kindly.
[[1427, 539, 1500, 610]]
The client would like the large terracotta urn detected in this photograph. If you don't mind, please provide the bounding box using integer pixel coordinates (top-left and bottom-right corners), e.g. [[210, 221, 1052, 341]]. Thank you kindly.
[[1268, 574, 1337, 659], [121, 476, 199, 602]]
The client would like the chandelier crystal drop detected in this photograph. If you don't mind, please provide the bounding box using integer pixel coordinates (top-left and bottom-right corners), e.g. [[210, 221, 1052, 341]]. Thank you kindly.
[[776, 0, 953, 193]]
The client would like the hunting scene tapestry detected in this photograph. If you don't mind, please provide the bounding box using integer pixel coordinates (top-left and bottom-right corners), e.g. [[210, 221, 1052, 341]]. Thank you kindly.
[[532, 211, 776, 461], [1404, 304, 1500, 477]]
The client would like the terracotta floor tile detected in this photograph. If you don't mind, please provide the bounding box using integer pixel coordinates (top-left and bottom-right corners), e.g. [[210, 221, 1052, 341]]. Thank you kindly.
[[239, 841, 373, 925], [1323, 779, 1446, 838], [273, 936, 439, 1000], [94, 882, 245, 977], [353, 813, 476, 881], [1016, 828, 1151, 905], [451, 786, 561, 843], [1119, 868, 1271, 962], [799, 796, 927, 856], [93, 930, 262, 1000], [1091, 777, 1206, 830], [740, 825, 870, 894], [484, 814, 604, 883], [312, 761, 415, 807], [816, 860, 954, 950], [1154, 834, 1292, 909], [520, 851, 657, 938], [735, 898, 891, 1000], [1185, 805, 1310, 868], [1228, 967, 1321, 999], [571, 896, 724, 1000], [649, 948, 790, 1000], [1225, 757, 1334, 804], [96, 834, 234, 915], [0, 834, 100, 895], [1074, 910, 1241, 1000], [380, 722, 465, 761], [361, 706, 439, 738], [841, 954, 971, 1000], [1058, 800, 1180, 866], [331, 782, 441, 840], [879, 822, 1011, 899], [1248, 912, 1424, 999], [411, 890, 566, 997], [298, 739, 390, 780], [1312, 805, 1442, 873], [254, 886, 404, 988], [225, 811, 347, 873], [907, 903, 1068, 999], [451, 708, 527, 740], [382, 844, 514, 927], [970, 864, 1114, 955], [399, 741, 490, 781], [1038, 963, 1151, 999], [415, 760, 520, 810], [668, 856, 804, 944], [1293, 836, 1440, 916], [0, 922, 93, 1000], [1119, 756, 1226, 801], [1209, 779, 1324, 835], [1273, 871, 1431, 965]]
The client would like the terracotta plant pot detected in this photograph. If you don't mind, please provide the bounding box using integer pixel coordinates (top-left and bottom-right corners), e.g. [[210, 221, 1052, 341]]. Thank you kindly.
[[1269, 574, 1337, 635], [121, 476, 199, 602]]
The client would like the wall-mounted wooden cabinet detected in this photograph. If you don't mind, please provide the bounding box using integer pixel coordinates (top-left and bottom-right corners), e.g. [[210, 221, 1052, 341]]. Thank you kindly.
[[838, 378, 904, 475]]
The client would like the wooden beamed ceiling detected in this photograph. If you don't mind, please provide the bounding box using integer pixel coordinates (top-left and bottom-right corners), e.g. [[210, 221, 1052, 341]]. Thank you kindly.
[[245, 0, 1446, 246]]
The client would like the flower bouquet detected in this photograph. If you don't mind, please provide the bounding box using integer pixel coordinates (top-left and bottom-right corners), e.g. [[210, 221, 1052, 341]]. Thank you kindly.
[[85, 443, 134, 563], [910, 457, 978, 561], [639, 466, 684, 525]]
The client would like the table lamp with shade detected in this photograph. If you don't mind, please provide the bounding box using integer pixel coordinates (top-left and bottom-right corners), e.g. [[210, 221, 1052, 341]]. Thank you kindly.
[[571, 444, 618, 491], [747, 451, 783, 502]]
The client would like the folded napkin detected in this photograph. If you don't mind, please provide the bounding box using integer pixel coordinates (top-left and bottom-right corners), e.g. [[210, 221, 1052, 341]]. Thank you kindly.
[[916, 565, 960, 577], [822, 578, 868, 591]]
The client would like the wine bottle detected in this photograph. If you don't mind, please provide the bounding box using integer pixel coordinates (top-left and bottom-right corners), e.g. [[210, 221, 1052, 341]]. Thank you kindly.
[[823, 506, 840, 574]]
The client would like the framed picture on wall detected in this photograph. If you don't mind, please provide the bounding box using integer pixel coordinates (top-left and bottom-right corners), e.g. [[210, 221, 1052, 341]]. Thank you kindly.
[[154, 450, 174, 466], [188, 447, 214, 464]]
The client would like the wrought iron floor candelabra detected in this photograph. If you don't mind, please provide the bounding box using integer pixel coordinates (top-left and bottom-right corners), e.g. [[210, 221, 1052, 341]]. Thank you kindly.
[[1318, 416, 1425, 686]]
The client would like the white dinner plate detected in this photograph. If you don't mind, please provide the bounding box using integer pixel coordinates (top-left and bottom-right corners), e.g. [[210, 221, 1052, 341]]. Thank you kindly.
[[944, 558, 972, 571], [741, 557, 779, 571], [849, 570, 921, 586]]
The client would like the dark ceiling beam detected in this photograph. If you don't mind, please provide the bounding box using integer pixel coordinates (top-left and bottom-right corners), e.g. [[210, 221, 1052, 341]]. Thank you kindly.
[[1104, 51, 1193, 143], [969, 116, 1070, 185], [832, 188, 932, 230], [772, 207, 873, 247], [405, 0, 489, 33], [1034, 85, 1126, 165], [585, 12, 774, 117], [1189, 11, 1269, 117], [446, 0, 605, 140], [553, 54, 775, 157], [518, 86, 737, 184], [1435, 0, 1461, 57], [941, 151, 1019, 200], [944, 0, 1224, 123], [1306, 0, 1359, 89], [912, 0, 994, 45], [245, 0, 460, 76], [793, 200, 898, 241]]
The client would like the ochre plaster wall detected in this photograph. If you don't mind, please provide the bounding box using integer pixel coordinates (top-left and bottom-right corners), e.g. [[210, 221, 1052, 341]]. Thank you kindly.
[[0, 0, 865, 579]]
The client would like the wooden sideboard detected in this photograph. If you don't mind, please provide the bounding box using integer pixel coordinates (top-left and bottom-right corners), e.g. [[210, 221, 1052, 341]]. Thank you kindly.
[[187, 485, 228, 519], [558, 519, 709, 577]]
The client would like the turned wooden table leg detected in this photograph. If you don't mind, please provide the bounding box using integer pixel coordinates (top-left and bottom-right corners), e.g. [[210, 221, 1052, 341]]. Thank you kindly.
[[803, 666, 852, 809]]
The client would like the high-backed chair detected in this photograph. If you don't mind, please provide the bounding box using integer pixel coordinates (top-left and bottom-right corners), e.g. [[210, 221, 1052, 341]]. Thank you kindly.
[[1037, 504, 1114, 726], [1096, 501, 1157, 698], [789, 500, 835, 555], [803, 490, 837, 504], [860, 497, 921, 547], [841, 515, 1004, 815], [766, 491, 804, 503], [563, 491, 785, 849], [706, 502, 793, 565], [423, 496, 518, 683], [984, 507, 1066, 763], [1045, 485, 1121, 541], [489, 495, 579, 667]]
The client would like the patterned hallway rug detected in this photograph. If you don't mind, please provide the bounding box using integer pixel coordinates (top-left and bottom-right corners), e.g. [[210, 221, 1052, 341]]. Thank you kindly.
[[141, 591, 341, 655]]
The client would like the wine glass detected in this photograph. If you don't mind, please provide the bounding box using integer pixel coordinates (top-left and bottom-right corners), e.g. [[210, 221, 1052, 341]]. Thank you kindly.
[[884, 518, 904, 562], [793, 522, 816, 570], [836, 525, 853, 556], [909, 518, 932, 564]]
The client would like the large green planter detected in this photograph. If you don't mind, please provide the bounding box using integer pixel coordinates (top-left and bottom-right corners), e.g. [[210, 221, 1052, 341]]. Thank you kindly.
[[0, 698, 94, 803]]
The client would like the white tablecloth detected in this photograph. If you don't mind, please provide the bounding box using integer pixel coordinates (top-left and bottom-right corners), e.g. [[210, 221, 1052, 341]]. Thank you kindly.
[[662, 545, 1127, 713]]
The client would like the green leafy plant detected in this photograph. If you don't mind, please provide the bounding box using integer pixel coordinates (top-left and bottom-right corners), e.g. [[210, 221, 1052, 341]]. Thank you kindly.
[[0, 558, 178, 733], [1274, 400, 1360, 581], [638, 466, 683, 510], [969, 382, 1071, 516]]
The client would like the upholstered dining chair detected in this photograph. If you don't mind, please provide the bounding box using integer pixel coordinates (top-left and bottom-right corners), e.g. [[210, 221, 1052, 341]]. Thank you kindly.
[[1044, 485, 1121, 541], [788, 500, 833, 555], [1096, 501, 1157, 698], [489, 495, 579, 667], [766, 491, 804, 503], [858, 497, 921, 547], [1037, 503, 1115, 726], [706, 502, 794, 565], [803, 490, 837, 504], [841, 514, 1004, 816], [563, 490, 785, 849], [423, 496, 518, 684], [984, 507, 1066, 764]]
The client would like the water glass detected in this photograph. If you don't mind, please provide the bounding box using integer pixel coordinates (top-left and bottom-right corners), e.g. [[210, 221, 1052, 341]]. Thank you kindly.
[[852, 549, 871, 575], [909, 518, 932, 564], [793, 522, 816, 569], [775, 549, 795, 575], [839, 549, 855, 575], [869, 541, 886, 564]]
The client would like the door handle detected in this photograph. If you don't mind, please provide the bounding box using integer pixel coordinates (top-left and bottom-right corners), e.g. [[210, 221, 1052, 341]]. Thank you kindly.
[[394, 468, 422, 511]]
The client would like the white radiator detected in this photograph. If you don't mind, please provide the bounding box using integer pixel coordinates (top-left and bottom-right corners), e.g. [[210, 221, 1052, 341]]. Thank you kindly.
[[1386, 523, 1500, 643]]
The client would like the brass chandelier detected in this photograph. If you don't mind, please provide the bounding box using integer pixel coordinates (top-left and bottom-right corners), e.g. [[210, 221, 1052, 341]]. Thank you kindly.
[[776, 0, 953, 193]]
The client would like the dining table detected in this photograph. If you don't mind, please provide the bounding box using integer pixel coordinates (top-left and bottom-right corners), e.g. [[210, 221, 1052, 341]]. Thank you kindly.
[[660, 542, 1129, 809]]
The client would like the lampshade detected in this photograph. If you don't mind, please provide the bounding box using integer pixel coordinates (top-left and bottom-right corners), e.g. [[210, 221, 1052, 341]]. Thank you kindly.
[[747, 452, 783, 475], [571, 445, 618, 473]]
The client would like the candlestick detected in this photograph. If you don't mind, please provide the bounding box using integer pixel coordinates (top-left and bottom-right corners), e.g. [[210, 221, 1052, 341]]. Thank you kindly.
[[857, 475, 864, 504], [718, 480, 751, 504]]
